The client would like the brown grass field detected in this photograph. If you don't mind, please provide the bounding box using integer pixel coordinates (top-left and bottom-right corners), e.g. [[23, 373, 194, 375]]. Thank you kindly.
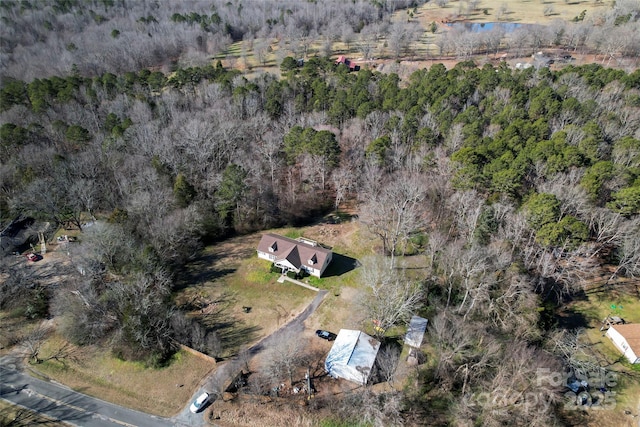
[[410, 0, 608, 25], [0, 400, 70, 427]]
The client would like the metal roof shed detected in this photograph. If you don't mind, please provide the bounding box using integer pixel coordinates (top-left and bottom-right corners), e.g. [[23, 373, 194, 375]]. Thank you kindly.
[[325, 329, 380, 385], [404, 315, 428, 348]]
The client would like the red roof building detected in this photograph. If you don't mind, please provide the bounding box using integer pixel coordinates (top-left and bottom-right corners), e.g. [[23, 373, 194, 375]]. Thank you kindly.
[[335, 56, 360, 71]]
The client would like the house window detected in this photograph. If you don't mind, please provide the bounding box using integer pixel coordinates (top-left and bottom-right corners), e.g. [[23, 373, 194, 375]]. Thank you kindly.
[[269, 242, 277, 252], [308, 254, 317, 265]]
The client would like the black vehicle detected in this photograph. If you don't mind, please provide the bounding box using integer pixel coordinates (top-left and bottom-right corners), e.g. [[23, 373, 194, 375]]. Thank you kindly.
[[315, 330, 337, 341]]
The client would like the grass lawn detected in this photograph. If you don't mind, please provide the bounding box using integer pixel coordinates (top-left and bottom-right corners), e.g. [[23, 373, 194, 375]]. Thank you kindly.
[[561, 282, 640, 425], [222, 256, 315, 336], [176, 232, 318, 358], [0, 312, 40, 356], [29, 335, 214, 417], [177, 220, 377, 354]]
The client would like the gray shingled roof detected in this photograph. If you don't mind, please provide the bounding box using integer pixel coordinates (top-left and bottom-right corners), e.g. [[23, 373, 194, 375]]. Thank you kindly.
[[257, 233, 331, 272]]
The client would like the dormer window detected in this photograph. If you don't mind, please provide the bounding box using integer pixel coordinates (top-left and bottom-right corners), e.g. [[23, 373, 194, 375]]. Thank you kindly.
[[269, 242, 277, 252], [308, 254, 317, 265]]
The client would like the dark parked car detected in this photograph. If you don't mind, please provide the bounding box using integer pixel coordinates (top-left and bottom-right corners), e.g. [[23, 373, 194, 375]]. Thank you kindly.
[[316, 330, 337, 341]]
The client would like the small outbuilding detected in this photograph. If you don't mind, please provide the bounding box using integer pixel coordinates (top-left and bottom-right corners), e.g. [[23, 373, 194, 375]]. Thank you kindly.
[[606, 323, 640, 364], [404, 315, 428, 348], [532, 51, 554, 69], [335, 56, 360, 71], [325, 329, 380, 385]]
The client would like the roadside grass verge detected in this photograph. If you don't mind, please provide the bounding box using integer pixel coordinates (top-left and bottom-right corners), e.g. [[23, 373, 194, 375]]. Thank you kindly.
[[0, 311, 39, 356], [0, 400, 69, 426], [29, 335, 213, 417]]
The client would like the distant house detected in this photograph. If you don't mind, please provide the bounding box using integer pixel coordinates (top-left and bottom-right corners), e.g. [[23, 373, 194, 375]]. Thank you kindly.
[[325, 329, 380, 385], [606, 324, 640, 364], [335, 55, 360, 72], [257, 233, 333, 278], [532, 51, 554, 69]]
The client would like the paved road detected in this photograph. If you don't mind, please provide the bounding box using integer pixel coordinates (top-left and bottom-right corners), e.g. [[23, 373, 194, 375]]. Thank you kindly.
[[0, 359, 173, 427], [1, 290, 328, 427]]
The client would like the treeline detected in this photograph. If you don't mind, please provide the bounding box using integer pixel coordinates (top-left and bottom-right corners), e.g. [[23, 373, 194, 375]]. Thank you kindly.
[[2, 54, 640, 422], [2, 0, 639, 84], [0, 0, 412, 81]]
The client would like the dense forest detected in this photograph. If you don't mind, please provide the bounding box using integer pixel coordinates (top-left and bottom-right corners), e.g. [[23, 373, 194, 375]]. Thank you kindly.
[[1, 0, 640, 426]]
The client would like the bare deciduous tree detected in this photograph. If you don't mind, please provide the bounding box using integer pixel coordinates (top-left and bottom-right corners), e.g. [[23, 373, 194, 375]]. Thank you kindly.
[[360, 172, 427, 263], [360, 256, 423, 336], [262, 328, 308, 386], [386, 21, 421, 60], [376, 344, 401, 390], [331, 167, 355, 211]]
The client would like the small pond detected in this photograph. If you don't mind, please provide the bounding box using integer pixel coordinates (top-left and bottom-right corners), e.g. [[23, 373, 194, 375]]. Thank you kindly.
[[445, 22, 530, 33]]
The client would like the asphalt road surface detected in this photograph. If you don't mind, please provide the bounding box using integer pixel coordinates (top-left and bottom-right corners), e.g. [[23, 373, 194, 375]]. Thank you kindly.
[[0, 359, 174, 427], [1, 290, 328, 427]]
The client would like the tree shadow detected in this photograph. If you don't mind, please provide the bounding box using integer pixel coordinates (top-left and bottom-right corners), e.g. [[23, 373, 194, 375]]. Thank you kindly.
[[3, 389, 98, 424], [199, 303, 262, 358], [555, 306, 591, 330], [174, 252, 237, 291], [370, 337, 403, 386], [554, 290, 592, 330], [322, 253, 359, 277]]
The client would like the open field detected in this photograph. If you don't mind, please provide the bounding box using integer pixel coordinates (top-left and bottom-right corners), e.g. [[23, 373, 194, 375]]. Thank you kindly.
[[409, 0, 608, 26], [217, 0, 614, 78], [175, 232, 316, 358], [176, 217, 376, 352]]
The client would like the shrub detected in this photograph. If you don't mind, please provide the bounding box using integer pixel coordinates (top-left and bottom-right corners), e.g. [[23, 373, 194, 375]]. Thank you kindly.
[[270, 264, 281, 274]]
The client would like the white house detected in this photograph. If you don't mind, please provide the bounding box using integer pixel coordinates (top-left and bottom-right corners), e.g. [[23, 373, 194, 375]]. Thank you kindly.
[[606, 324, 640, 364], [325, 329, 380, 385], [257, 233, 333, 278]]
